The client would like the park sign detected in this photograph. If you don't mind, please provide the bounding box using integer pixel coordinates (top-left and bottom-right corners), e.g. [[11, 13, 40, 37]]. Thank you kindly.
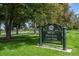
[[45, 24, 62, 41], [39, 24, 63, 42], [39, 23, 67, 50]]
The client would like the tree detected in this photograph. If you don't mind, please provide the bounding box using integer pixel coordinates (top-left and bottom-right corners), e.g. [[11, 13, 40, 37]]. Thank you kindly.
[[0, 4, 29, 40]]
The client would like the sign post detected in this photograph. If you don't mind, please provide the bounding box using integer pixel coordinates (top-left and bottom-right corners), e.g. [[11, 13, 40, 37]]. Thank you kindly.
[[39, 26, 43, 46], [63, 27, 67, 50]]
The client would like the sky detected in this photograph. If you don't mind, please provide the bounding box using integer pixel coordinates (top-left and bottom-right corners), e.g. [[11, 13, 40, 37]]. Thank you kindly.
[[70, 3, 79, 15]]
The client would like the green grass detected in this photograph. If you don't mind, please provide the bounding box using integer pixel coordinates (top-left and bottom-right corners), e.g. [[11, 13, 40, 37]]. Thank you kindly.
[[0, 30, 79, 56]]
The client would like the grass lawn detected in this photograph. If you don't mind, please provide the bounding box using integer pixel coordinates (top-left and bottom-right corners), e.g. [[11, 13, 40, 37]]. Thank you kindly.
[[0, 30, 79, 56]]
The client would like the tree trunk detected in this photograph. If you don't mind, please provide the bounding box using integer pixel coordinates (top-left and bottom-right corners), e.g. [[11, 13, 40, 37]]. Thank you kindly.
[[16, 25, 19, 34], [5, 21, 12, 40], [4, 4, 11, 40], [4, 4, 13, 41]]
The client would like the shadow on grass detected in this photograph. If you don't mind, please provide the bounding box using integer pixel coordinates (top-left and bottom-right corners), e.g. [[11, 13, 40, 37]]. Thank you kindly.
[[74, 32, 79, 34], [0, 34, 62, 51], [0, 35, 39, 50]]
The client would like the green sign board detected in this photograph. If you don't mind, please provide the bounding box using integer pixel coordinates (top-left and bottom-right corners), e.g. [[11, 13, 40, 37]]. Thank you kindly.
[[39, 24, 67, 50], [42, 24, 62, 41]]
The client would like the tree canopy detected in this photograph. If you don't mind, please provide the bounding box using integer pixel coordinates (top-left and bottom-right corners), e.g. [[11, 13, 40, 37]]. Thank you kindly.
[[0, 3, 78, 40]]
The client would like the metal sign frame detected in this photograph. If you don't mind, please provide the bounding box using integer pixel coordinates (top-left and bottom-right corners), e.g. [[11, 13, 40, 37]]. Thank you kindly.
[[39, 24, 67, 50]]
